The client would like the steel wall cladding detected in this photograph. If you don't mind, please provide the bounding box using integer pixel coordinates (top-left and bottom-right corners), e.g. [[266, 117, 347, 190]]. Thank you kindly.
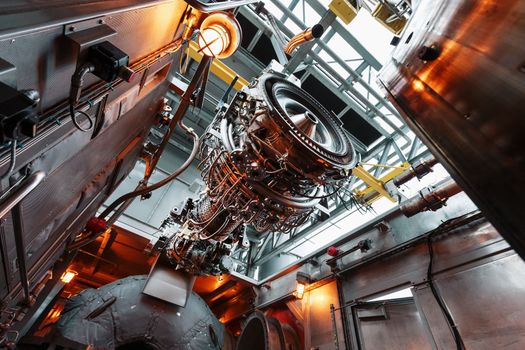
[[0, 0, 184, 307], [339, 217, 525, 349], [378, 0, 525, 259]]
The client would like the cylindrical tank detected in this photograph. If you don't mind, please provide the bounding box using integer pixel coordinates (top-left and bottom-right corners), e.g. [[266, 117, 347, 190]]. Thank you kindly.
[[378, 0, 525, 258]]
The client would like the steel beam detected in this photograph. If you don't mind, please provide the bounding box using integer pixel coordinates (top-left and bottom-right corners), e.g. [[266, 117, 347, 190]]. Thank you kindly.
[[187, 41, 249, 90]]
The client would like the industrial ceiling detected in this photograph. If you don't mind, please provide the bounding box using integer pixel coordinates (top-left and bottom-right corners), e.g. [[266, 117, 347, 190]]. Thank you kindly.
[[104, 0, 437, 280]]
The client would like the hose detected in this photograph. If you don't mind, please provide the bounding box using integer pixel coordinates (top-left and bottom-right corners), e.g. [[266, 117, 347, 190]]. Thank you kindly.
[[67, 120, 199, 251], [69, 63, 96, 132], [99, 119, 199, 220]]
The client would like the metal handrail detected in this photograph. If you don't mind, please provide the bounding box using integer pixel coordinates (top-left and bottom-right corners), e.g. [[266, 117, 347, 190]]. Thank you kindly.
[[0, 171, 45, 219]]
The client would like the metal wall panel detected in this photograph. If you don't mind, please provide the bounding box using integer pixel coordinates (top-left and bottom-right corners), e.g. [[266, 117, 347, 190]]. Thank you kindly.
[[435, 254, 525, 349], [353, 300, 432, 350], [378, 0, 525, 259], [0, 0, 184, 312], [0, 0, 183, 111], [308, 281, 346, 350], [340, 219, 506, 301], [412, 284, 459, 350], [339, 217, 525, 349]]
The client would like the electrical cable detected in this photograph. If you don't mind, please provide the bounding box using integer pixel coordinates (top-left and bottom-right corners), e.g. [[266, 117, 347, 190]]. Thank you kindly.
[[0, 140, 17, 180], [99, 119, 199, 220], [69, 63, 95, 132], [69, 103, 94, 132], [68, 120, 199, 251], [35, 38, 183, 132], [427, 232, 465, 350]]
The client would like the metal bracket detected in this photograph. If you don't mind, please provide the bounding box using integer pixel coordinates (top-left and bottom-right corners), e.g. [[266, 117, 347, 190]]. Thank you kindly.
[[65, 19, 117, 64], [142, 254, 196, 307]]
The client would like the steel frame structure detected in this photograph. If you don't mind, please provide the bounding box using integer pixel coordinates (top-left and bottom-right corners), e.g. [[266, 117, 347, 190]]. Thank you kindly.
[[141, 0, 430, 279], [226, 0, 429, 278]]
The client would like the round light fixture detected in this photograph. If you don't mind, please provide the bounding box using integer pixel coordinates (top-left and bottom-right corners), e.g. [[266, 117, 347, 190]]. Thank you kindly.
[[198, 12, 241, 59]]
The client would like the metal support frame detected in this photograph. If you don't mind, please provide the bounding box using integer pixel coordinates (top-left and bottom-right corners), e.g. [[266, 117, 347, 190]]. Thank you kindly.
[[187, 41, 249, 90], [144, 55, 212, 183], [226, 0, 429, 278], [0, 171, 46, 219], [0, 171, 46, 304]]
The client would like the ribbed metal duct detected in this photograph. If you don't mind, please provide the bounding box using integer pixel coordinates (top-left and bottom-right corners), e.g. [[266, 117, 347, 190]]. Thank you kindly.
[[235, 311, 300, 350]]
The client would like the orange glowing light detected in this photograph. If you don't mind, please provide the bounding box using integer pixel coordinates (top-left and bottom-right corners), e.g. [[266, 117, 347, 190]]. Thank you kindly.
[[198, 12, 240, 59], [412, 79, 425, 92], [199, 25, 229, 57], [294, 282, 306, 299], [60, 270, 78, 284]]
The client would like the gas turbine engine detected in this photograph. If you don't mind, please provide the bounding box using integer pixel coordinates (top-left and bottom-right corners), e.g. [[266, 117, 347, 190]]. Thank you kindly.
[[165, 73, 356, 275]]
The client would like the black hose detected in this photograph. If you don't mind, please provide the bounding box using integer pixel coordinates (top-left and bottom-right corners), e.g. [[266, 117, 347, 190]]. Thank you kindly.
[[69, 63, 95, 132], [69, 103, 94, 132], [99, 120, 200, 220], [427, 233, 465, 350], [0, 140, 17, 180]]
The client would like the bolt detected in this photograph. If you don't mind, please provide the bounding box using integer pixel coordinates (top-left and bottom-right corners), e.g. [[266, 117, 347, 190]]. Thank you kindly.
[[69, 26, 75, 32], [98, 19, 104, 24]]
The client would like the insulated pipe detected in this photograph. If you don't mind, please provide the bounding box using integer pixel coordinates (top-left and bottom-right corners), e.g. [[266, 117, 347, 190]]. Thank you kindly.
[[236, 311, 300, 350], [55, 276, 230, 349], [393, 157, 439, 187], [284, 24, 324, 55], [400, 179, 462, 217]]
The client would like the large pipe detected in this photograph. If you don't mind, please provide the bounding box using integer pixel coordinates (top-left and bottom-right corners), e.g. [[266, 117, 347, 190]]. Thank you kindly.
[[236, 311, 300, 350], [393, 157, 439, 187], [400, 179, 462, 217], [284, 24, 324, 55]]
